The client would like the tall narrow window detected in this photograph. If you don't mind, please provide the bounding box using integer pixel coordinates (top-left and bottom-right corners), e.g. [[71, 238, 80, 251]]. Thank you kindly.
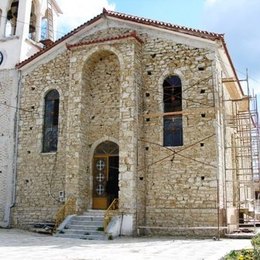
[[0, 9, 2, 30], [41, 17, 48, 40], [163, 75, 183, 146], [6, 0, 19, 36], [43, 90, 59, 152], [28, 1, 36, 40]]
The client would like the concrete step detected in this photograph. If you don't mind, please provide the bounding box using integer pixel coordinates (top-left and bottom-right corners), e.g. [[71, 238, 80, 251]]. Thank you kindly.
[[72, 216, 104, 222], [82, 210, 105, 217], [61, 229, 104, 236], [66, 224, 103, 231], [55, 232, 107, 240], [70, 221, 103, 226], [55, 210, 107, 240]]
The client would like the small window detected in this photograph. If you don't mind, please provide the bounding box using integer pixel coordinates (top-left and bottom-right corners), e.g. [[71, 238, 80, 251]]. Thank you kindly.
[[42, 90, 59, 153], [163, 75, 183, 147]]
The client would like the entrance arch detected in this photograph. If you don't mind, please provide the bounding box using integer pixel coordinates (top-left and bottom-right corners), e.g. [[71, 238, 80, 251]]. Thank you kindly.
[[92, 141, 119, 209]]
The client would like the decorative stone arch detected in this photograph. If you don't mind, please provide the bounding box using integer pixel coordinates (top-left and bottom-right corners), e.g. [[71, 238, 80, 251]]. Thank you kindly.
[[90, 137, 119, 159], [82, 45, 125, 73], [80, 46, 123, 110]]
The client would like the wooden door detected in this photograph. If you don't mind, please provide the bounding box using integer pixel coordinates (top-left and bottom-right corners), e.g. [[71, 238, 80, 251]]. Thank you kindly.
[[92, 156, 108, 209]]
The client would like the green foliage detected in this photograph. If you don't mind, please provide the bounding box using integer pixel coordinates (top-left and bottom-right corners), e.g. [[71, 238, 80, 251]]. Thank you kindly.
[[251, 233, 260, 259], [224, 234, 260, 259], [251, 233, 260, 248], [224, 249, 254, 260]]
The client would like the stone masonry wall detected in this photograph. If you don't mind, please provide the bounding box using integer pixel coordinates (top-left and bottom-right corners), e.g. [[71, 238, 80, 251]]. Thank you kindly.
[[141, 35, 219, 234], [14, 25, 221, 235], [12, 52, 70, 227]]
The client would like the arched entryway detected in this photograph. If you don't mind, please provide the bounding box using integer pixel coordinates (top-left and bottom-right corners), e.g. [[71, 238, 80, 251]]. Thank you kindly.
[[92, 141, 119, 209]]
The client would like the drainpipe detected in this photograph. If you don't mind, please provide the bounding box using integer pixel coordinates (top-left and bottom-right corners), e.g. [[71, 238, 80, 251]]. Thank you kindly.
[[0, 70, 22, 228]]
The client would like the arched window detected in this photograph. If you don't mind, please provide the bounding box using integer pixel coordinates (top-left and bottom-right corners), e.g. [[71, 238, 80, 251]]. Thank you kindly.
[[42, 90, 59, 153], [163, 75, 183, 147], [41, 17, 48, 40], [29, 1, 36, 40], [6, 0, 19, 36]]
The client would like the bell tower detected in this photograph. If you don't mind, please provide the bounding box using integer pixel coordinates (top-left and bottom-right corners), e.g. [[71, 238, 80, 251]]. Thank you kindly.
[[0, 0, 62, 69], [0, 0, 62, 228]]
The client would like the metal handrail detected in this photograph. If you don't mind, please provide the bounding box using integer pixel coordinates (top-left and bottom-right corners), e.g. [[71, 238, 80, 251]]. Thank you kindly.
[[103, 198, 119, 231], [54, 196, 76, 230]]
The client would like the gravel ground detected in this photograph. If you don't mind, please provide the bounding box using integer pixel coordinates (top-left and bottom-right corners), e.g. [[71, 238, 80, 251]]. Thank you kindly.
[[0, 228, 252, 260]]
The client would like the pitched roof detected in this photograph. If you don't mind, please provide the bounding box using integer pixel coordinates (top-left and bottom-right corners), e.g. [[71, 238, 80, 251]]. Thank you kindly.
[[66, 31, 143, 50], [16, 8, 224, 69], [103, 9, 224, 41]]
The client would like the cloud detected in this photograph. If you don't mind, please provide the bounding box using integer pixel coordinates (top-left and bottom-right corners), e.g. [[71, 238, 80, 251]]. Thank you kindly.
[[204, 0, 218, 6], [55, 0, 116, 37], [202, 0, 260, 94]]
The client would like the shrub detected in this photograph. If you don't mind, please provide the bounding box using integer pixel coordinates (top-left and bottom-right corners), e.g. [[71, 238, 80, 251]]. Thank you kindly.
[[251, 233, 260, 259], [224, 249, 254, 260]]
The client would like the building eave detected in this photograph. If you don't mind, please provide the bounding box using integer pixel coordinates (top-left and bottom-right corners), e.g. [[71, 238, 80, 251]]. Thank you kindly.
[[16, 8, 226, 70]]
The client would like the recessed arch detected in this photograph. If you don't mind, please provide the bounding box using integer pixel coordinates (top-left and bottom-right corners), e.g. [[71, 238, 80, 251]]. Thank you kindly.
[[82, 45, 125, 73], [81, 48, 121, 144]]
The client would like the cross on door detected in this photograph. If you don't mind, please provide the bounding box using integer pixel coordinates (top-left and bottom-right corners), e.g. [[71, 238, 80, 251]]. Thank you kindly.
[[96, 184, 105, 195], [96, 172, 105, 182], [96, 160, 105, 170]]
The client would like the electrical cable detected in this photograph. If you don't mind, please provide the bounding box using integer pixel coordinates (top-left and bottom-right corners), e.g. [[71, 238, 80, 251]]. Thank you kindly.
[[138, 133, 215, 171], [1, 5, 260, 89]]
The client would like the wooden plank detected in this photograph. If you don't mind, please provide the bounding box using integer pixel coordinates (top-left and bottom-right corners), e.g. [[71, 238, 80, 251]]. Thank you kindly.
[[143, 108, 214, 118]]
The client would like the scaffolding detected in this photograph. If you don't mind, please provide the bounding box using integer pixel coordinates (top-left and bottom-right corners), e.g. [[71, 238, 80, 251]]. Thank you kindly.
[[223, 74, 260, 229]]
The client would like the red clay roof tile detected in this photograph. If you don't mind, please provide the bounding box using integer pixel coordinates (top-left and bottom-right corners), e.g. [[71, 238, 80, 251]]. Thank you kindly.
[[16, 9, 224, 69]]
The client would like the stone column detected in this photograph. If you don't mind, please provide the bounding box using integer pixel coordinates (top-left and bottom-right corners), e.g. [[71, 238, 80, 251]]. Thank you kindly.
[[64, 53, 83, 212], [118, 42, 142, 235]]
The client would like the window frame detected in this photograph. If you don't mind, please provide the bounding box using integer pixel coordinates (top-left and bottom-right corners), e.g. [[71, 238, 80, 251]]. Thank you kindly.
[[42, 89, 60, 153], [163, 75, 183, 147]]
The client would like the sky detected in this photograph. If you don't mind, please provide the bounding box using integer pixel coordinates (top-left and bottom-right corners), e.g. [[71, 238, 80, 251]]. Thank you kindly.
[[55, 0, 260, 100]]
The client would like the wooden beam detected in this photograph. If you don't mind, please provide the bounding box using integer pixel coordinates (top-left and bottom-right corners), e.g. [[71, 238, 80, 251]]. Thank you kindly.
[[143, 108, 214, 118]]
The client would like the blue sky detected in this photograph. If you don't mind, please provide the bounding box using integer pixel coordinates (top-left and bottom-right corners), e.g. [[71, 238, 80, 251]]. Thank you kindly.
[[56, 0, 260, 99]]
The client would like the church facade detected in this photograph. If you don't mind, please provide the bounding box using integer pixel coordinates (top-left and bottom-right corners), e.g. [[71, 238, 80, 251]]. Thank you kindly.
[[0, 3, 256, 236]]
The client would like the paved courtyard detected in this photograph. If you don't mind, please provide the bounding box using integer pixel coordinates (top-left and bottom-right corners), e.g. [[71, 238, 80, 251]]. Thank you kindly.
[[0, 228, 252, 260]]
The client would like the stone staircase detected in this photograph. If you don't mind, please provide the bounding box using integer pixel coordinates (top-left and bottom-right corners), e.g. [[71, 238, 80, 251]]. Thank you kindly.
[[55, 210, 108, 240]]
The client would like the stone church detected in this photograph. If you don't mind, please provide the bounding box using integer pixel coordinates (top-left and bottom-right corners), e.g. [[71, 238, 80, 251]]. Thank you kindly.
[[1, 0, 258, 237]]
